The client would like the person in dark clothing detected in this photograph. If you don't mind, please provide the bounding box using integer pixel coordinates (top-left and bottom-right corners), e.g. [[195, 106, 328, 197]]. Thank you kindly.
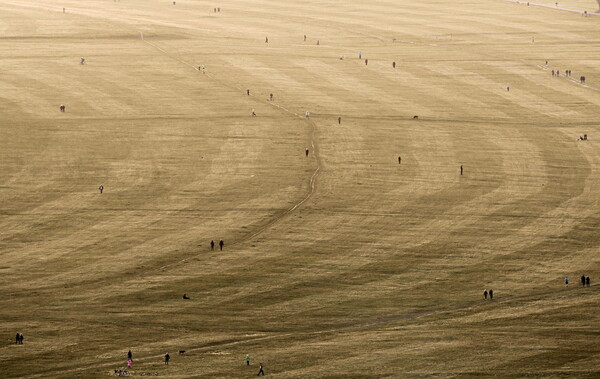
[[305, 148, 309, 157], [460, 165, 463, 175], [269, 93, 273, 101], [164, 353, 170, 365], [183, 294, 190, 299], [99, 185, 104, 194], [257, 363, 265, 376], [16, 333, 20, 344], [489, 289, 493, 300], [483, 290, 488, 300], [398, 156, 401, 164], [219, 240, 224, 251], [304, 35, 306, 42], [393, 61, 396, 68], [338, 116, 341, 124], [265, 37, 268, 43], [586, 276, 590, 287], [581, 275, 586, 287], [128, 350, 133, 361], [247, 89, 250, 96], [365, 59, 368, 66], [210, 240, 215, 250]]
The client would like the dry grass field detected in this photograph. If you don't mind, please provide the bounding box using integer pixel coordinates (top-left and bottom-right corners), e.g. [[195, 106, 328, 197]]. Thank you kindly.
[[1, 0, 600, 377]]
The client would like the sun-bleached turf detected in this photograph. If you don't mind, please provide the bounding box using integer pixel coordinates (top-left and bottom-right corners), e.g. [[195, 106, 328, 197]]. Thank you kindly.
[[1, 0, 600, 377]]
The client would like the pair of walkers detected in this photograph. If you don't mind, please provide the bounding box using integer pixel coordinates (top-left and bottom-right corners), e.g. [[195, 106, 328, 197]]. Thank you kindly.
[[483, 289, 494, 300], [580, 275, 591, 287], [210, 239, 224, 251], [245, 355, 265, 375]]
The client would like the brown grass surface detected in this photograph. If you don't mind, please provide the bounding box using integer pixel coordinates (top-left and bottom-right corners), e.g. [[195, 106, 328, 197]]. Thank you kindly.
[[1, 0, 599, 377]]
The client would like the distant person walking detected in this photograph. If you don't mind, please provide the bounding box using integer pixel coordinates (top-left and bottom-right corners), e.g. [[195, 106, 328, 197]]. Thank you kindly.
[[365, 59, 368, 66], [257, 363, 265, 376], [305, 148, 309, 157], [80, 57, 85, 65], [489, 289, 493, 300], [338, 116, 341, 124], [586, 276, 590, 287], [210, 240, 215, 250], [252, 109, 256, 117], [392, 61, 396, 68], [246, 354, 251, 366], [506, 85, 510, 92], [265, 37, 268, 43], [128, 350, 133, 361], [358, 52, 362, 59], [398, 156, 401, 164], [305, 111, 310, 119], [460, 165, 463, 175], [483, 289, 488, 299], [60, 105, 66, 112], [565, 276, 569, 286], [316, 40, 320, 45], [127, 360, 132, 368], [247, 89, 250, 96], [15, 333, 20, 344], [304, 35, 307, 42], [164, 353, 170, 365], [269, 93, 273, 101], [219, 239, 224, 251], [581, 275, 586, 287], [99, 185, 104, 194]]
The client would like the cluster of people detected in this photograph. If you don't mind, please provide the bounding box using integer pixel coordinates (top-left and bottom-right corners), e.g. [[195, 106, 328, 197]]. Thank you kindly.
[[483, 289, 494, 300], [564, 275, 592, 287], [15, 333, 24, 344], [577, 134, 588, 141], [550, 67, 588, 85], [210, 239, 225, 251], [213, 7, 221, 13]]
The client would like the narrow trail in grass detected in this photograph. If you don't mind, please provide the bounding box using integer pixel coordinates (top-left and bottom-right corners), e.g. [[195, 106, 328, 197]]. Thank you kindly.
[[138, 32, 322, 270]]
